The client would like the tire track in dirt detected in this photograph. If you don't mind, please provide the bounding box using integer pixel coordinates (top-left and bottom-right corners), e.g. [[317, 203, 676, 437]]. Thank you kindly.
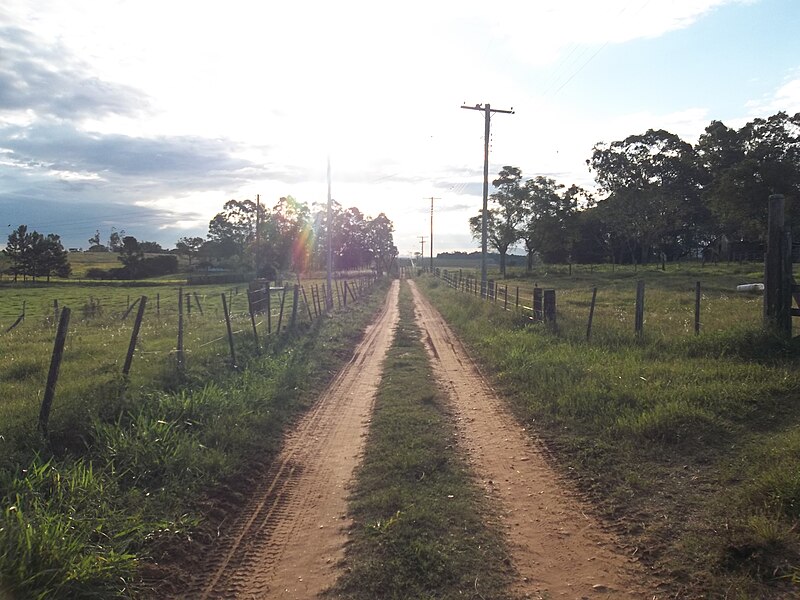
[[408, 280, 654, 599], [188, 280, 400, 599]]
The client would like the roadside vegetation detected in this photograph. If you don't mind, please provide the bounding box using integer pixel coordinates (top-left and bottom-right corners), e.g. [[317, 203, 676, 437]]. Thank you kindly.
[[329, 280, 516, 600], [0, 278, 389, 598], [419, 266, 800, 598]]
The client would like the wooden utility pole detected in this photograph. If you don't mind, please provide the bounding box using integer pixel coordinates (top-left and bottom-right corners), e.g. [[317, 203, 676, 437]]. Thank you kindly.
[[418, 236, 427, 265], [425, 197, 441, 271], [461, 102, 514, 297], [255, 193, 260, 277]]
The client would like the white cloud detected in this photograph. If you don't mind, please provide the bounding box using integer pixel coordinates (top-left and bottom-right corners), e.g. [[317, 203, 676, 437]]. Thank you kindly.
[[746, 71, 800, 117]]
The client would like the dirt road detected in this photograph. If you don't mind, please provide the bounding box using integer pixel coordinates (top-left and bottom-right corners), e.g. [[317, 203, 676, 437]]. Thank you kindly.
[[188, 280, 400, 599], [408, 280, 652, 599]]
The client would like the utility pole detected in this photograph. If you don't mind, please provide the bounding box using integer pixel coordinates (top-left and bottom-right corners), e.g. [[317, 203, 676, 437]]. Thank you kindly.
[[255, 193, 260, 278], [424, 197, 441, 272], [460, 102, 514, 297], [418, 236, 427, 266], [326, 156, 333, 308]]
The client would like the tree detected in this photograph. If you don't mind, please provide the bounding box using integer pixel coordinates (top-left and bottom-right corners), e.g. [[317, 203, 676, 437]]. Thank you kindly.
[[590, 129, 709, 264], [36, 234, 71, 281], [207, 199, 265, 263], [469, 166, 527, 276], [699, 112, 800, 240], [366, 213, 398, 274], [88, 229, 101, 247], [4, 225, 71, 281], [175, 236, 204, 268], [139, 241, 164, 253], [4, 225, 30, 281], [118, 236, 144, 278], [108, 228, 125, 252]]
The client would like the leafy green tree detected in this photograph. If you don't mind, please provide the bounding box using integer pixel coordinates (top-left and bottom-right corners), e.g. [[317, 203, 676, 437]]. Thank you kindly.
[[4, 225, 30, 281], [36, 234, 71, 281], [207, 199, 265, 262], [118, 236, 144, 278], [366, 213, 398, 274], [698, 112, 800, 240], [175, 236, 204, 268], [590, 129, 709, 264], [4, 225, 71, 281], [469, 166, 527, 276]]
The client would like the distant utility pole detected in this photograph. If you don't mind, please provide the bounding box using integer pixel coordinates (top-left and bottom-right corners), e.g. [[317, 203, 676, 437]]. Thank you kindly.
[[460, 102, 514, 297], [424, 197, 441, 272], [255, 193, 260, 277], [418, 236, 427, 265]]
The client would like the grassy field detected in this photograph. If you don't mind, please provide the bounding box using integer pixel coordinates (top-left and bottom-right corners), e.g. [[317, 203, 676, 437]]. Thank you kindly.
[[0, 275, 385, 598], [418, 265, 800, 598], [329, 280, 516, 599]]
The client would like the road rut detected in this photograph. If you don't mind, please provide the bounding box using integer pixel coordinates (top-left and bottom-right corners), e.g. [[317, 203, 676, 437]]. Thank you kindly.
[[409, 280, 652, 599], [188, 280, 400, 599]]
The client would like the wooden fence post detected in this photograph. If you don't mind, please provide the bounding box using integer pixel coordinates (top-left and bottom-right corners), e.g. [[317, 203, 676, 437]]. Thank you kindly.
[[515, 286, 519, 310], [543, 289, 557, 327], [504, 285, 509, 310], [343, 281, 349, 307], [694, 281, 701, 335], [39, 306, 71, 437], [764, 194, 792, 335], [290, 285, 299, 328], [533, 287, 543, 322], [635, 280, 645, 337], [121, 296, 141, 321], [301, 285, 313, 321], [157, 293, 160, 315], [177, 288, 185, 370], [53, 299, 59, 324], [246, 289, 261, 355], [221, 293, 237, 368], [587, 287, 597, 340], [122, 296, 147, 380], [193, 292, 204, 315], [186, 291, 191, 317], [276, 287, 287, 332]]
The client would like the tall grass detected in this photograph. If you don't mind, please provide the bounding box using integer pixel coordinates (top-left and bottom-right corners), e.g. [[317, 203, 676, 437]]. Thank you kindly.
[[0, 278, 388, 598], [420, 272, 800, 597]]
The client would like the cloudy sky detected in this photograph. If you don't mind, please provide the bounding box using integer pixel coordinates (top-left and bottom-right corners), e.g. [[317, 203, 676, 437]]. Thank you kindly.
[[1, 0, 799, 256]]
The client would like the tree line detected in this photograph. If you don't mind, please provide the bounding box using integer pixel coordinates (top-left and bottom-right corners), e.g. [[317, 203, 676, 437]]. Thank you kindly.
[[2, 196, 398, 281], [475, 111, 800, 274], [178, 196, 398, 279]]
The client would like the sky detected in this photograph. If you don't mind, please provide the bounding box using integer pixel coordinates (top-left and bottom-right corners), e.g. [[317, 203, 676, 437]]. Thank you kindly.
[[2, 0, 800, 257]]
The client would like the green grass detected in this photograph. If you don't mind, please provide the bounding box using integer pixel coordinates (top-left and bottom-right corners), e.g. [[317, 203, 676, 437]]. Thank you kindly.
[[418, 270, 800, 598], [328, 281, 516, 600], [0, 276, 386, 598]]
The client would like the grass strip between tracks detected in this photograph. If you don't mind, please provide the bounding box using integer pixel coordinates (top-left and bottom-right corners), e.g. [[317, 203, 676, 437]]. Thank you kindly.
[[0, 280, 389, 599], [328, 280, 516, 600]]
